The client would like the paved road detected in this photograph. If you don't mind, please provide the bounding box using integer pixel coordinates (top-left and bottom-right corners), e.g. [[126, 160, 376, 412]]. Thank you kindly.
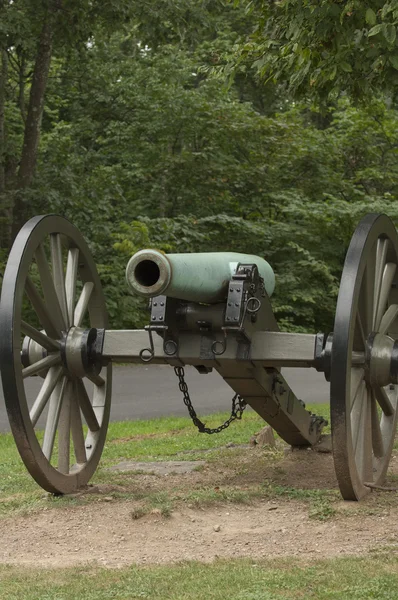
[[0, 365, 329, 433]]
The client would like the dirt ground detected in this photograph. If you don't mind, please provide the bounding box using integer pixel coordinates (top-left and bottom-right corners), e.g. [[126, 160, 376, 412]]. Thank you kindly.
[[1, 448, 398, 568]]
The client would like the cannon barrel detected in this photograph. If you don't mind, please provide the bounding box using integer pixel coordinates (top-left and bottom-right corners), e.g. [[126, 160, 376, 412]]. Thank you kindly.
[[126, 249, 275, 303]]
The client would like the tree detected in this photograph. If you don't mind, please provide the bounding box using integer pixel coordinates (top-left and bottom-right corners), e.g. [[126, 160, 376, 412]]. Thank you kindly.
[[0, 0, 133, 246], [233, 1, 398, 101]]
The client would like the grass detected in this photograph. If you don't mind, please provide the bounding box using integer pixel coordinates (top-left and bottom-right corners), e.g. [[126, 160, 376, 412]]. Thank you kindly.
[[0, 401, 337, 520], [0, 555, 398, 599], [1, 403, 398, 598]]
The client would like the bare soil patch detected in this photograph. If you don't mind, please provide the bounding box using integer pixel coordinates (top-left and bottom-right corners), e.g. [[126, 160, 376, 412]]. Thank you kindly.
[[1, 448, 398, 568]]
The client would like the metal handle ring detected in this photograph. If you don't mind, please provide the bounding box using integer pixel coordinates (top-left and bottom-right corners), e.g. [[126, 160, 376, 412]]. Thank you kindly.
[[246, 297, 261, 314], [139, 348, 154, 362], [140, 326, 155, 362], [212, 339, 226, 356]]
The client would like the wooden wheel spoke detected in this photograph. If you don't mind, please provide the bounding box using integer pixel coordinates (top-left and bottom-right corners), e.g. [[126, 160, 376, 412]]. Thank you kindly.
[[74, 282, 94, 327], [76, 379, 100, 431], [354, 311, 366, 351], [370, 390, 384, 458], [42, 377, 67, 461], [373, 385, 394, 417], [357, 249, 375, 336], [71, 382, 87, 465], [350, 369, 365, 412], [50, 234, 69, 327], [379, 304, 398, 336], [351, 383, 366, 449], [373, 238, 389, 329], [25, 277, 60, 340], [65, 248, 79, 326], [35, 243, 67, 333], [354, 388, 373, 482], [29, 366, 63, 427], [21, 321, 60, 352], [57, 379, 72, 474], [22, 353, 61, 378], [375, 262, 396, 331]]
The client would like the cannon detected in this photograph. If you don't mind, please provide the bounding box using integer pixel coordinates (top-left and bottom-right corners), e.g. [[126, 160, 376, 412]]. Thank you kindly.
[[0, 212, 397, 500]]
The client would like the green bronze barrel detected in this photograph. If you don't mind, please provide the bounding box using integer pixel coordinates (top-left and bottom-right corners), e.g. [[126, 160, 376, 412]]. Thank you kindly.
[[126, 249, 275, 303]]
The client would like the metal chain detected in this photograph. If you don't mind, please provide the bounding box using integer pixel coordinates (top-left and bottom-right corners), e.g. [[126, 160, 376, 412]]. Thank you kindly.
[[174, 366, 247, 434]]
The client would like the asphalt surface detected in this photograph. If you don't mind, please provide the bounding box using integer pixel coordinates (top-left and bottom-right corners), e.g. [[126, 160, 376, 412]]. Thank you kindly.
[[0, 365, 329, 433]]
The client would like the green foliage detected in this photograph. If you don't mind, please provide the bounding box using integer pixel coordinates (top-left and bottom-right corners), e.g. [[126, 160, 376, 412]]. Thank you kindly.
[[232, 0, 398, 100], [2, 1, 398, 334]]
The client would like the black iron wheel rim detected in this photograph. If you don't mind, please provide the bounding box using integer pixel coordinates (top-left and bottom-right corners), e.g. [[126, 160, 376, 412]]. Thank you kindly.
[[331, 213, 398, 500], [0, 215, 112, 494]]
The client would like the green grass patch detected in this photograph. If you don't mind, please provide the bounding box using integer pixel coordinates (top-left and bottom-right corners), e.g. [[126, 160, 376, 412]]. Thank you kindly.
[[1, 403, 331, 518], [0, 555, 397, 599]]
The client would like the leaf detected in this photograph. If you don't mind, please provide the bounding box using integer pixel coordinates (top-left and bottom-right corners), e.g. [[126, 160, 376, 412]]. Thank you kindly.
[[365, 8, 377, 25], [382, 2, 396, 18], [388, 54, 398, 68], [340, 62, 353, 72], [368, 24, 383, 36], [329, 65, 337, 80], [383, 23, 397, 44]]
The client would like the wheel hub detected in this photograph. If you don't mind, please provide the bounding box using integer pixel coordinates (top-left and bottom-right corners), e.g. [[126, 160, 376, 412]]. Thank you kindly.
[[21, 336, 48, 368], [368, 332, 398, 388], [61, 327, 105, 379]]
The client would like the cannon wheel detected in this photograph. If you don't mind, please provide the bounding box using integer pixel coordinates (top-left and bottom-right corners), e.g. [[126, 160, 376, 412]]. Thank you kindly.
[[331, 213, 398, 500], [0, 215, 112, 494]]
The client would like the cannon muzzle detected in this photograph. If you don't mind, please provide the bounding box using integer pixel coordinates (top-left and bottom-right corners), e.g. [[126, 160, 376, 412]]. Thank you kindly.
[[126, 249, 275, 303]]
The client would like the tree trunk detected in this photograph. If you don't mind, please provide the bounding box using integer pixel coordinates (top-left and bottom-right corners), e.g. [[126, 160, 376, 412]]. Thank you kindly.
[[11, 15, 53, 240], [18, 52, 27, 123], [0, 49, 7, 194], [0, 48, 9, 247]]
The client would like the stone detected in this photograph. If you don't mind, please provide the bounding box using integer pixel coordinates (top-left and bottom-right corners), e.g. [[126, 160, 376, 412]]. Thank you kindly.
[[312, 434, 332, 454], [250, 426, 276, 448]]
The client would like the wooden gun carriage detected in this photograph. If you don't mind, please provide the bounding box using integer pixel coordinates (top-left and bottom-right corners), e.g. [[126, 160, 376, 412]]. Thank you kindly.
[[1, 213, 398, 501]]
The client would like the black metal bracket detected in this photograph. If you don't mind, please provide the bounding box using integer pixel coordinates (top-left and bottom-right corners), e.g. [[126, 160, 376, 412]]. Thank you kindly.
[[215, 263, 264, 356], [140, 296, 180, 361], [314, 332, 333, 382]]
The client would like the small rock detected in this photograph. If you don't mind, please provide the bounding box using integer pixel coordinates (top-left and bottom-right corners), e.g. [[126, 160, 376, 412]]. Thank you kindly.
[[312, 434, 332, 454], [251, 426, 276, 448], [268, 506, 278, 511], [103, 496, 113, 502], [213, 524, 221, 532]]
